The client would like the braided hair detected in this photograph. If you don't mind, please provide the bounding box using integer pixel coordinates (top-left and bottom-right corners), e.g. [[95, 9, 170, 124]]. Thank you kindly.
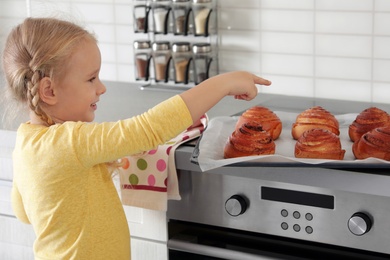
[[2, 17, 96, 125]]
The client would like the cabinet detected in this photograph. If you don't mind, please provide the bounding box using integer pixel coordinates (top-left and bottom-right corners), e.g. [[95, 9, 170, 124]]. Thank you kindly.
[[0, 214, 35, 260], [0, 130, 168, 260]]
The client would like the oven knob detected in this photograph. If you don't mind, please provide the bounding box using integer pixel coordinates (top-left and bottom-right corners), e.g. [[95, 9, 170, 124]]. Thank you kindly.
[[348, 212, 372, 236], [225, 195, 247, 217]]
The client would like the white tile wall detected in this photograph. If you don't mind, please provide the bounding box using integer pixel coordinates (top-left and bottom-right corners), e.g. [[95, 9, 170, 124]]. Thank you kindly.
[[1, 0, 390, 104]]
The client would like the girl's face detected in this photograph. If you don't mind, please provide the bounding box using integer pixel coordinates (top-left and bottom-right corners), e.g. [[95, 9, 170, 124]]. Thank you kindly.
[[50, 38, 106, 123]]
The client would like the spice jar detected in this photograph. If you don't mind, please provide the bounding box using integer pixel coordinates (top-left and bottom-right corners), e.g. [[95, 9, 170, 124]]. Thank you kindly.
[[151, 0, 171, 34], [171, 0, 191, 35], [171, 42, 192, 84], [192, 43, 212, 84], [133, 2, 150, 33], [191, 0, 213, 36], [152, 41, 171, 82], [133, 40, 152, 81]]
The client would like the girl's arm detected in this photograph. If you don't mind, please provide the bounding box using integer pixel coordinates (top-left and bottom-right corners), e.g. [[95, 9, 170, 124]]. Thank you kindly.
[[180, 71, 272, 122]]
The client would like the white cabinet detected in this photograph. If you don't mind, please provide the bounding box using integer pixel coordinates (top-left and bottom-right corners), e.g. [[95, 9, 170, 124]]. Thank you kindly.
[[0, 130, 16, 182], [0, 215, 35, 260], [127, 206, 169, 260], [120, 182, 169, 259], [131, 238, 168, 260], [0, 131, 168, 260], [0, 181, 13, 216], [124, 205, 168, 243]]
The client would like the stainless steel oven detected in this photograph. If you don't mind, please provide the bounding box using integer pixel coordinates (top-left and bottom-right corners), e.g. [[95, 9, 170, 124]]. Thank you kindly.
[[168, 96, 390, 260], [168, 156, 390, 260]]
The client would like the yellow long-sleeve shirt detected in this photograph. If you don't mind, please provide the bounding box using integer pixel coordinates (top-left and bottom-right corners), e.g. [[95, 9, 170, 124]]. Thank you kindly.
[[11, 95, 192, 260]]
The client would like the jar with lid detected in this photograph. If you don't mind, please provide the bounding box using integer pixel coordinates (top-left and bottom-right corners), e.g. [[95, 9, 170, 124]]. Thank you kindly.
[[133, 1, 150, 33], [192, 43, 213, 84], [171, 42, 192, 84], [152, 41, 171, 82], [133, 40, 152, 81], [171, 0, 191, 35], [191, 0, 214, 36], [151, 0, 171, 34]]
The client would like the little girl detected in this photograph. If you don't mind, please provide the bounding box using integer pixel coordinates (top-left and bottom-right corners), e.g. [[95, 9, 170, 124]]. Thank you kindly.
[[2, 17, 271, 259]]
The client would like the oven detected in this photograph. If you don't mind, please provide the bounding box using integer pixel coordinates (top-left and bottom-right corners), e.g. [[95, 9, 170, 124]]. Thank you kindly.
[[167, 96, 390, 260], [168, 156, 390, 260]]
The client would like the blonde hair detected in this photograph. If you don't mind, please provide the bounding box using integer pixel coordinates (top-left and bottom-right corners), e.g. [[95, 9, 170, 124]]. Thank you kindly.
[[2, 17, 96, 126]]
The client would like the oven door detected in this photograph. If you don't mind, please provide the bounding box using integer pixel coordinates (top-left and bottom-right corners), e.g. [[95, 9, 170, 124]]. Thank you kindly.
[[168, 220, 389, 260]]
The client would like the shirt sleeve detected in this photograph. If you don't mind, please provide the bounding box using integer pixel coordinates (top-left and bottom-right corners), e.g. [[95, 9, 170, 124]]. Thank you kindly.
[[62, 95, 193, 168], [11, 182, 31, 224]]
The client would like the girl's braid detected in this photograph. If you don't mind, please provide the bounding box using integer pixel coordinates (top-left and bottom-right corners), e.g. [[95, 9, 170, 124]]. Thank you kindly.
[[26, 69, 54, 125]]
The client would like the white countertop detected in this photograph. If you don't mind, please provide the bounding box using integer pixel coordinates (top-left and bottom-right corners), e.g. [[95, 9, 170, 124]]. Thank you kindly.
[[94, 81, 270, 123]]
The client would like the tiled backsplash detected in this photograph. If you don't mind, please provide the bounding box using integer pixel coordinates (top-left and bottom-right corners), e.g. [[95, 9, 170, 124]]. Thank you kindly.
[[1, 0, 390, 103]]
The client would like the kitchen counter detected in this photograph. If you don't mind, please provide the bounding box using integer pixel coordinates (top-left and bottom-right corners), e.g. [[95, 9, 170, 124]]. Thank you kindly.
[[96, 82, 390, 122], [94, 82, 276, 123]]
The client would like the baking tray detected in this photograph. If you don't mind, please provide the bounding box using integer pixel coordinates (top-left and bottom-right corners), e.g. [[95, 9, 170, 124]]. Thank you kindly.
[[192, 111, 390, 171]]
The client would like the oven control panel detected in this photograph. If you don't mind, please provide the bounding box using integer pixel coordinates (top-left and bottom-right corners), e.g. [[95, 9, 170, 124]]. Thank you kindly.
[[168, 167, 390, 256], [224, 188, 374, 238]]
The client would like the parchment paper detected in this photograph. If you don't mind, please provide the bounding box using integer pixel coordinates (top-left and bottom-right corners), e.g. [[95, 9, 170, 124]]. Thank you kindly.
[[197, 111, 390, 172]]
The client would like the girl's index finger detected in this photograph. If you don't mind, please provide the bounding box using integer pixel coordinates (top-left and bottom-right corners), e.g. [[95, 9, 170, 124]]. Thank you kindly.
[[254, 76, 272, 86]]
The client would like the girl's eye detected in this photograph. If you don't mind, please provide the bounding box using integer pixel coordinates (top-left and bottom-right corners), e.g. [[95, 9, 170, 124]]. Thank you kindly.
[[88, 77, 96, 82]]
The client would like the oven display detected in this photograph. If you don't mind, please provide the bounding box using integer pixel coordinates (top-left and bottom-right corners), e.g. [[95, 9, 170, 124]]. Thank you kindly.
[[261, 186, 334, 209]]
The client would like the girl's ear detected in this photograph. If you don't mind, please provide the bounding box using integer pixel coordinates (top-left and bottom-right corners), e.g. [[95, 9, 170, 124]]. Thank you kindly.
[[38, 77, 57, 105]]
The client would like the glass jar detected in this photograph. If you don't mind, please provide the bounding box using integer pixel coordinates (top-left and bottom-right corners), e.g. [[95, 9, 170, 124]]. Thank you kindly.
[[171, 42, 192, 84], [133, 40, 152, 81], [192, 43, 212, 84], [152, 41, 171, 82], [191, 0, 213, 36], [151, 0, 171, 34], [133, 2, 150, 33], [171, 0, 191, 35]]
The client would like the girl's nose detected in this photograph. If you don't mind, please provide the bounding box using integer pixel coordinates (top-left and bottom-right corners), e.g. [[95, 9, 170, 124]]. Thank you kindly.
[[98, 81, 106, 95]]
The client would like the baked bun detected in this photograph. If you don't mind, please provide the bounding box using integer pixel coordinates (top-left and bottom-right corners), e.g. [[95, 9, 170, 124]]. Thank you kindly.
[[349, 107, 390, 142], [292, 106, 339, 140], [224, 122, 275, 159], [352, 126, 390, 161], [236, 106, 282, 140], [295, 128, 345, 160]]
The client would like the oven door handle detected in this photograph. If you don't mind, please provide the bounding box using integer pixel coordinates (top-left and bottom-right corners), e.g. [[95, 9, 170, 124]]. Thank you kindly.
[[168, 238, 281, 260]]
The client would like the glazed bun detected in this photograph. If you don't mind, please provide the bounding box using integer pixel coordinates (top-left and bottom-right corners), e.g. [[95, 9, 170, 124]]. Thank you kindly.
[[349, 107, 390, 142], [292, 106, 339, 140], [224, 122, 275, 159], [236, 106, 282, 140], [295, 128, 345, 160], [352, 126, 390, 161]]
